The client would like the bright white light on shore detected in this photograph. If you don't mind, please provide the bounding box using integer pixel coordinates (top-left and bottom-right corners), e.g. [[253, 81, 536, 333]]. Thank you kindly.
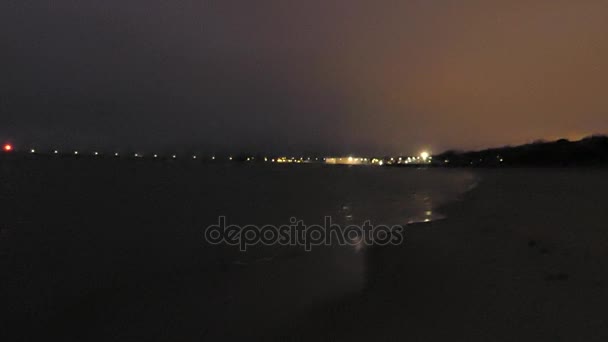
[[193, 155, 197, 159], [229, 156, 233, 160], [54, 150, 59, 154], [114, 152, 119, 156], [30, 149, 36, 153], [74, 151, 79, 155], [378, 160, 383, 166], [348, 156, 353, 162], [94, 152, 99, 156], [172, 155, 177, 159], [420, 151, 430, 160], [211, 156, 215, 160]]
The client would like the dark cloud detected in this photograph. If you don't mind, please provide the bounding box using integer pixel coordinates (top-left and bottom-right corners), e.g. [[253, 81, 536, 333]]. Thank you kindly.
[[1, 0, 607, 154]]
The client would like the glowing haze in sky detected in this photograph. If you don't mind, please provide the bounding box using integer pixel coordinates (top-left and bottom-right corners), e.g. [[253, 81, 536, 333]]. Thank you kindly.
[[1, 0, 607, 154]]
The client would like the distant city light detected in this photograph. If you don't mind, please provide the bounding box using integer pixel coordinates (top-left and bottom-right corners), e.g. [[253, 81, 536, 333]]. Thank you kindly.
[[0, 147, 460, 169]]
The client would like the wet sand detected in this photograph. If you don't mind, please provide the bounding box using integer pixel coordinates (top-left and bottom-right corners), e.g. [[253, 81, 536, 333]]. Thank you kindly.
[[278, 168, 608, 341]]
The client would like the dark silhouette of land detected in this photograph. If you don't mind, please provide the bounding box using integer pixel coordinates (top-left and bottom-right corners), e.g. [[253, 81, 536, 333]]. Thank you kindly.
[[435, 135, 608, 167], [3, 135, 608, 168]]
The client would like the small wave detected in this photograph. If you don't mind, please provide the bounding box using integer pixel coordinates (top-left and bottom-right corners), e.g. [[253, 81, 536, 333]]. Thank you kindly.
[[406, 211, 447, 225]]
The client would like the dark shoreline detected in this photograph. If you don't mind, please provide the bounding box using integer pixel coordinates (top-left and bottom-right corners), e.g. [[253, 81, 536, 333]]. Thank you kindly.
[[272, 168, 608, 341]]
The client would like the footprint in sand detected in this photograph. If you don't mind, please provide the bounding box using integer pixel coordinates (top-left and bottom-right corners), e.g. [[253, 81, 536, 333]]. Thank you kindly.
[[544, 273, 569, 281], [528, 239, 551, 255]]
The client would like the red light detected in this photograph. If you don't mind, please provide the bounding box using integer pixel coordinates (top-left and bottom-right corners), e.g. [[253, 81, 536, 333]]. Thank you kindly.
[[3, 144, 13, 152]]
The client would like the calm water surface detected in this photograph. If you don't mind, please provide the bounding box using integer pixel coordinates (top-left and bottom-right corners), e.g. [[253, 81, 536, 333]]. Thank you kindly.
[[0, 160, 476, 340]]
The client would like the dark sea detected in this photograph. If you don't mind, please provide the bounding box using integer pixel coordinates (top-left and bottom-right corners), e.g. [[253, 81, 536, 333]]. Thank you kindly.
[[0, 159, 476, 340]]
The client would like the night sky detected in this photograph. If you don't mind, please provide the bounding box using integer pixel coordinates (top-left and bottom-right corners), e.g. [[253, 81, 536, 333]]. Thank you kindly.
[[2, 0, 607, 154]]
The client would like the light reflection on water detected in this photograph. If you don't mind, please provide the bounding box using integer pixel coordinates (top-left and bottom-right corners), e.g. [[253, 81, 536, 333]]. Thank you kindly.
[[218, 166, 479, 313], [0, 162, 481, 340]]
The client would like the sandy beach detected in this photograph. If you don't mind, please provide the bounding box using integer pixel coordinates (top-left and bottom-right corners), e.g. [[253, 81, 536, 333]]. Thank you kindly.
[[277, 168, 608, 341]]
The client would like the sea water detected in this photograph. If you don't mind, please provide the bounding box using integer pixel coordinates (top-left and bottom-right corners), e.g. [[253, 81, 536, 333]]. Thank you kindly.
[[0, 160, 477, 340]]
